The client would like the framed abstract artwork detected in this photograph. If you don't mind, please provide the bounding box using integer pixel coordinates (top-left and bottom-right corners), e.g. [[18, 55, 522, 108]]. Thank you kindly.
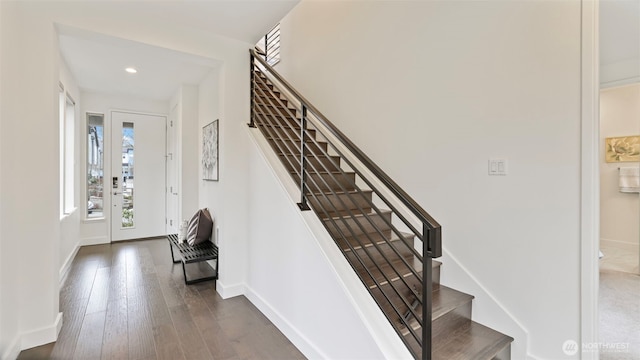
[[605, 136, 640, 163], [202, 120, 219, 181]]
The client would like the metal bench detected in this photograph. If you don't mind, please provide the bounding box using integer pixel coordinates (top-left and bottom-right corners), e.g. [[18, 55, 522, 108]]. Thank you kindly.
[[167, 233, 219, 285]]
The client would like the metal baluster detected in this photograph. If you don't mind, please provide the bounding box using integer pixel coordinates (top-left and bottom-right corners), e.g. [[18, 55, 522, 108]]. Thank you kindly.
[[248, 53, 256, 128], [422, 225, 433, 360], [298, 105, 310, 211]]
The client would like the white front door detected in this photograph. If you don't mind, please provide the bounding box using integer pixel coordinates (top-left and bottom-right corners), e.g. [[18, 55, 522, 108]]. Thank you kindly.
[[111, 111, 166, 241]]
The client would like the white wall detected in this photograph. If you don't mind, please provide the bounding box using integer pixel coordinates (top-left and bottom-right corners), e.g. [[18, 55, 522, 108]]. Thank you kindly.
[[79, 91, 169, 245], [197, 61, 252, 296], [600, 84, 640, 246], [169, 85, 200, 227], [601, 59, 640, 88], [276, 1, 584, 358], [246, 130, 393, 359], [0, 2, 61, 357], [198, 69, 221, 217], [58, 55, 81, 284], [0, 3, 17, 359], [599, 0, 640, 88]]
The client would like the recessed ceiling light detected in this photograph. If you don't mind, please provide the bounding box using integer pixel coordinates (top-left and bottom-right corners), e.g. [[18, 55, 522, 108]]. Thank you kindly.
[[125, 67, 137, 74]]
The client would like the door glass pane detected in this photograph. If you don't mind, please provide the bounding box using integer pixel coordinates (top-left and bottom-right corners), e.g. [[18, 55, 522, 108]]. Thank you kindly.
[[87, 114, 104, 218], [122, 122, 134, 228]]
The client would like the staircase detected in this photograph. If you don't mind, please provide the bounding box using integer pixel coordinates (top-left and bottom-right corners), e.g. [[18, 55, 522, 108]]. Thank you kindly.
[[249, 49, 513, 360]]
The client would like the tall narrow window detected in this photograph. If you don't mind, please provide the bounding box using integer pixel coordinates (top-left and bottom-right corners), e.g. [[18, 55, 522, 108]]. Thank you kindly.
[[257, 23, 280, 66], [121, 122, 134, 228], [64, 96, 75, 214], [60, 84, 76, 216], [87, 113, 104, 219], [59, 85, 65, 216]]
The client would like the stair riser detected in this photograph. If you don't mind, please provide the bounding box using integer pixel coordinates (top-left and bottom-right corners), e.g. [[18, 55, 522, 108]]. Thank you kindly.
[[308, 191, 373, 215], [254, 85, 283, 96], [294, 172, 356, 192], [493, 344, 511, 360], [258, 124, 317, 141], [254, 103, 299, 121], [283, 156, 341, 174], [347, 251, 440, 291], [395, 293, 472, 344], [255, 116, 299, 135], [254, 81, 279, 95], [268, 140, 326, 156], [268, 139, 328, 156], [254, 85, 284, 100], [323, 211, 392, 238], [344, 241, 416, 272], [254, 95, 289, 112], [432, 301, 472, 345]]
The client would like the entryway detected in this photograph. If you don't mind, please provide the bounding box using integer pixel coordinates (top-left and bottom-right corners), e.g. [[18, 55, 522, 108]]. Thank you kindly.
[[110, 111, 167, 241]]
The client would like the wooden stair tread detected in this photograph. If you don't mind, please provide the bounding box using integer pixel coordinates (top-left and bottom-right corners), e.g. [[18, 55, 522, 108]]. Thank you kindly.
[[320, 207, 387, 221], [351, 252, 422, 288], [432, 321, 513, 360], [399, 285, 474, 336], [339, 229, 414, 252]]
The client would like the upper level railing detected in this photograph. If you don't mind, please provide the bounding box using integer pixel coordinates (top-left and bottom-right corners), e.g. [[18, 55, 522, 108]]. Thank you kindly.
[[249, 48, 442, 360]]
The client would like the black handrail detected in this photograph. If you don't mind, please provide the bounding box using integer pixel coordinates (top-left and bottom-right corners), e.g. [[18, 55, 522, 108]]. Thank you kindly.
[[250, 48, 441, 257]]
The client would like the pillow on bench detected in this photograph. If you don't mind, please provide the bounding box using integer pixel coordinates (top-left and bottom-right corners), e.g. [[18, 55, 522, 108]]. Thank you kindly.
[[186, 208, 213, 246]]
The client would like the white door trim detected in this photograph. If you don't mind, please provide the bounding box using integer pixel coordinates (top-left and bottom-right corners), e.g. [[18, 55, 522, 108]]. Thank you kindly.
[[580, 1, 600, 358]]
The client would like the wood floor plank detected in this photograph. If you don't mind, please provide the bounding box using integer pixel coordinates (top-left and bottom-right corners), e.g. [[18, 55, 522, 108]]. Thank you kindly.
[[108, 263, 127, 301], [73, 311, 106, 360], [185, 287, 238, 359], [142, 275, 173, 327], [127, 294, 157, 360], [49, 296, 89, 359], [169, 304, 213, 359], [152, 323, 185, 360], [86, 267, 111, 314], [101, 298, 128, 360]]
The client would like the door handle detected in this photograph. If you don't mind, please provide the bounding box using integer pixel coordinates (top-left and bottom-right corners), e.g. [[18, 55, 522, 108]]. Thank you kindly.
[[113, 191, 121, 195]]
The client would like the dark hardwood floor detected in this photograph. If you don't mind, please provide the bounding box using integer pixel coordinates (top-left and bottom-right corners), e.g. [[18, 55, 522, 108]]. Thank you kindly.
[[18, 238, 306, 360]]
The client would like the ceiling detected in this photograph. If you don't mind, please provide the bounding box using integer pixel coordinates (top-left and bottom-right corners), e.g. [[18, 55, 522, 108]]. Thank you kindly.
[[600, 0, 640, 66], [57, 0, 300, 102], [58, 0, 638, 102], [59, 31, 221, 101]]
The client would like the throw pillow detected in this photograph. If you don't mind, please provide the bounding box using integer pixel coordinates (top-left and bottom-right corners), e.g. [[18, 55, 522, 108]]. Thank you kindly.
[[186, 208, 213, 246]]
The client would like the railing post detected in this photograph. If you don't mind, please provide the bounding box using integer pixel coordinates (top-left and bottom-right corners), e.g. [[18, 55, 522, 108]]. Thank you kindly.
[[422, 224, 433, 360], [297, 104, 311, 211], [264, 34, 269, 62], [248, 52, 257, 128]]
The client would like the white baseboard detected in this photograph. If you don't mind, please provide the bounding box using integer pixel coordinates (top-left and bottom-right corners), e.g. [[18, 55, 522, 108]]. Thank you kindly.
[[245, 285, 325, 359], [81, 235, 109, 246], [601, 238, 639, 248], [59, 244, 80, 286], [2, 335, 21, 360], [19, 312, 62, 352], [216, 281, 245, 299]]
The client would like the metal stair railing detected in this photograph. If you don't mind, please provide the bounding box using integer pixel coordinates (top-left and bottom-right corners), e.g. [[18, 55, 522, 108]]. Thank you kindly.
[[248, 48, 442, 360]]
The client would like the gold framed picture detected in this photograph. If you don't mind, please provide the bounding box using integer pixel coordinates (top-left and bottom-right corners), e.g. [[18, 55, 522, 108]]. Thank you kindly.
[[605, 136, 640, 163]]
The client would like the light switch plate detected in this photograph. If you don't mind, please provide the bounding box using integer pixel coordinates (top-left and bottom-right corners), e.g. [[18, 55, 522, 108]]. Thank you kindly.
[[489, 158, 507, 175]]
